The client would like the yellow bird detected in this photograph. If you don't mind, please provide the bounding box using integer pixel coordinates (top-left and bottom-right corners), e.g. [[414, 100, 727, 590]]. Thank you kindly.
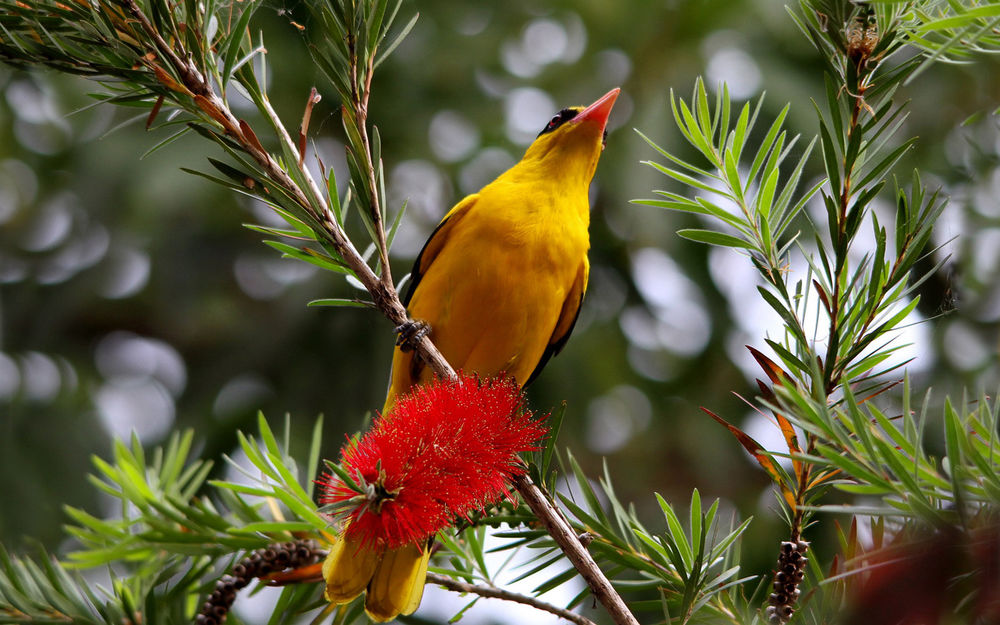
[[386, 86, 620, 413], [323, 87, 620, 622]]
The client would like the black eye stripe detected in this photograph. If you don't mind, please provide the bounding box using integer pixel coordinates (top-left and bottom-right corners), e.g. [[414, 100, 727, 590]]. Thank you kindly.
[[537, 107, 580, 137]]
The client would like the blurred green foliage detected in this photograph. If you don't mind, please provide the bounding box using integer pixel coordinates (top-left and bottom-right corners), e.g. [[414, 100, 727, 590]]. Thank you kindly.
[[0, 0, 998, 589]]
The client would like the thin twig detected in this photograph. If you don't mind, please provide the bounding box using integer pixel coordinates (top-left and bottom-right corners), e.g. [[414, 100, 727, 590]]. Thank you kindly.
[[425, 573, 597, 625], [257, 83, 455, 377], [511, 474, 640, 625]]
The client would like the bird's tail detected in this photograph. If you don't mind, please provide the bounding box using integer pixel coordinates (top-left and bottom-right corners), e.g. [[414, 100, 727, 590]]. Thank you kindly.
[[364, 542, 430, 621], [381, 388, 397, 417], [383, 345, 423, 416], [322, 535, 429, 622]]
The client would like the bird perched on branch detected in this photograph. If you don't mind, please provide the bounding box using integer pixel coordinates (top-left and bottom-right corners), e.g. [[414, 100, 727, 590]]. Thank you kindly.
[[386, 86, 620, 413], [324, 87, 620, 622]]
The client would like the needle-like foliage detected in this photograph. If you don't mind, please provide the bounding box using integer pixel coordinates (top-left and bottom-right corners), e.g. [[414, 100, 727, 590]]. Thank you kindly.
[[639, 1, 999, 623]]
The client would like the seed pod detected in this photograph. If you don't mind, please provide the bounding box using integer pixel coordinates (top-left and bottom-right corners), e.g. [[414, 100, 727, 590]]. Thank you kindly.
[[768, 537, 810, 623], [196, 539, 323, 625]]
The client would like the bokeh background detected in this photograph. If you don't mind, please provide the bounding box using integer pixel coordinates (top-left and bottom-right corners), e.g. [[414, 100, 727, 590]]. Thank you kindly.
[[1, 0, 999, 619]]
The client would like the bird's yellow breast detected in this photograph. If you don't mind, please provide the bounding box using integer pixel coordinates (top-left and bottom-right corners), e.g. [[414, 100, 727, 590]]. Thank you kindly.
[[389, 173, 590, 399]]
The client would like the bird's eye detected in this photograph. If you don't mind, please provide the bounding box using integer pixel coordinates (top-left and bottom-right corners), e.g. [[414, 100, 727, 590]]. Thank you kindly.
[[537, 108, 579, 137]]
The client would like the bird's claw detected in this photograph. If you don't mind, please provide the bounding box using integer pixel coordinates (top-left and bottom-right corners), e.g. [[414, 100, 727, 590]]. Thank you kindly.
[[394, 320, 431, 352]]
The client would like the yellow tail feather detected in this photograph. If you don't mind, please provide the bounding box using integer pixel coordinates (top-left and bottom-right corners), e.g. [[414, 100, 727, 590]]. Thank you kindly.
[[364, 542, 430, 622], [322, 535, 379, 604], [402, 543, 431, 616]]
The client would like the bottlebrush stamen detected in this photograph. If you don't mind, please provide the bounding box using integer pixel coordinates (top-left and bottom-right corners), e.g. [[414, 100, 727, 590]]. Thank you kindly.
[[317, 374, 548, 550]]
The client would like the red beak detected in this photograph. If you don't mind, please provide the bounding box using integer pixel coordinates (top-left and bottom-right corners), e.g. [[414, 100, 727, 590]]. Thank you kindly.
[[573, 88, 620, 131]]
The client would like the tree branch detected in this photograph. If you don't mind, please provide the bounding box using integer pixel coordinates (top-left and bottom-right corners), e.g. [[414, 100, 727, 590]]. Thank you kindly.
[[425, 572, 597, 625], [119, 0, 456, 378], [510, 474, 639, 625]]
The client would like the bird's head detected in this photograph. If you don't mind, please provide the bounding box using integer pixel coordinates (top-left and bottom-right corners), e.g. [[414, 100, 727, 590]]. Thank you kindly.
[[520, 88, 620, 185]]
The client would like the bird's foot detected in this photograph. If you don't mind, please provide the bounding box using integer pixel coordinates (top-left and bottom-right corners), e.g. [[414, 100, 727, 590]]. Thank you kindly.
[[394, 319, 431, 352]]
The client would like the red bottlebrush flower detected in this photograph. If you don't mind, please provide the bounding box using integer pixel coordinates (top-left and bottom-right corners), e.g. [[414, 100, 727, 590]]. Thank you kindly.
[[317, 374, 547, 550]]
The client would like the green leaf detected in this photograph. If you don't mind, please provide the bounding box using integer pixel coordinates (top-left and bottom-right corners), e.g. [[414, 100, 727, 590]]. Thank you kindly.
[[305, 416, 325, 500], [643, 160, 723, 195], [557, 495, 615, 541], [677, 229, 753, 249], [754, 166, 779, 220], [673, 94, 714, 159], [722, 146, 745, 205], [508, 551, 563, 585], [232, 521, 317, 534], [375, 12, 418, 69], [307, 298, 373, 308], [632, 528, 673, 570], [208, 481, 273, 497], [857, 139, 916, 189], [917, 6, 1000, 32], [689, 489, 703, 552], [142, 126, 193, 159], [774, 162, 822, 238], [730, 101, 750, 163], [816, 113, 842, 196], [709, 516, 753, 562], [180, 166, 252, 194], [244, 223, 317, 240], [262, 240, 352, 274], [632, 197, 708, 214], [531, 566, 579, 595], [655, 493, 692, 571], [539, 402, 566, 480], [748, 103, 789, 183], [942, 399, 964, 495], [565, 452, 611, 527], [222, 0, 260, 81], [636, 130, 718, 178], [695, 77, 713, 141]]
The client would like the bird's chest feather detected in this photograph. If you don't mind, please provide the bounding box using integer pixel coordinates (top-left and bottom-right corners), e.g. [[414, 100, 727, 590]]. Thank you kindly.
[[467, 190, 586, 288], [411, 189, 588, 320]]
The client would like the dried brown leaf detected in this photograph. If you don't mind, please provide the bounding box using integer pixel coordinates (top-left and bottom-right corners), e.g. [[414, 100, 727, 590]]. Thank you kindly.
[[701, 407, 795, 510]]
